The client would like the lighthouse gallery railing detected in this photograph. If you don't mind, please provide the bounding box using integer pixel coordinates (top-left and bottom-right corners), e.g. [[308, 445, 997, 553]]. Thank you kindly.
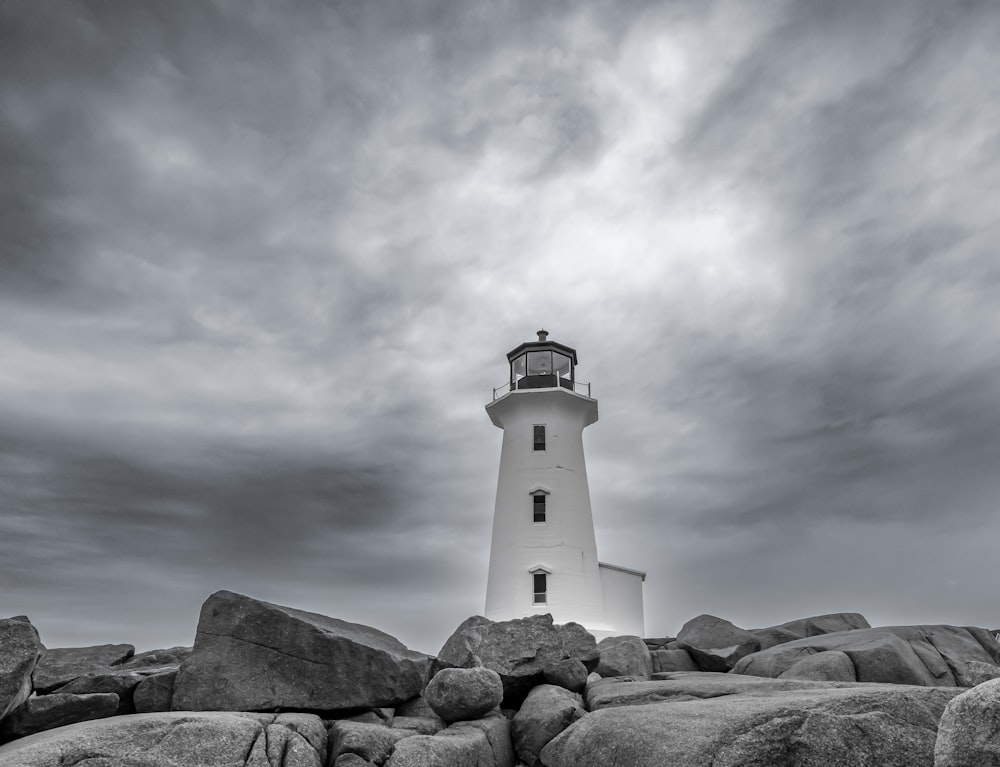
[[492, 376, 592, 401]]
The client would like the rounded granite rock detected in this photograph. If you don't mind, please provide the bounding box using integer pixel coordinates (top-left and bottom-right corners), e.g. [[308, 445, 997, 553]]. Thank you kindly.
[[423, 667, 503, 723], [543, 658, 588, 693], [935, 677, 1000, 767]]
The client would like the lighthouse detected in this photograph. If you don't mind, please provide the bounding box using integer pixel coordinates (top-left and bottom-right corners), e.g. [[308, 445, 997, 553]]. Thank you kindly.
[[484, 330, 645, 638]]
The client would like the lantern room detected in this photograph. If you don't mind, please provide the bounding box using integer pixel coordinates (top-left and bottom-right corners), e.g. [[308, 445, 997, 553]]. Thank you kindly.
[[506, 329, 578, 391]]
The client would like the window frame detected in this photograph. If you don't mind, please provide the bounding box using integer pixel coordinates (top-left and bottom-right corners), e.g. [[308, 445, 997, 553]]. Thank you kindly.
[[533, 424, 546, 451], [532, 571, 548, 605], [532, 492, 547, 523]]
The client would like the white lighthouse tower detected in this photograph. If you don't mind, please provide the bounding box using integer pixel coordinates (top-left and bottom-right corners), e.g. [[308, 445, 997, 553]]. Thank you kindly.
[[484, 331, 645, 638]]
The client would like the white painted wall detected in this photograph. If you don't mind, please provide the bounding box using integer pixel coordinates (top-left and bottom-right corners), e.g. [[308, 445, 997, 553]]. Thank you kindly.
[[484, 387, 612, 632], [599, 563, 646, 637]]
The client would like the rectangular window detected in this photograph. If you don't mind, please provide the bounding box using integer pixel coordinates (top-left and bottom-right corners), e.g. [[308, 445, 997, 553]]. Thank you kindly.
[[533, 572, 547, 604], [533, 494, 546, 523], [533, 424, 545, 451]]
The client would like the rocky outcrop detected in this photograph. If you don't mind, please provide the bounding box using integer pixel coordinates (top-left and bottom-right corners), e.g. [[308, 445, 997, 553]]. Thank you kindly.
[[595, 635, 653, 677], [511, 684, 585, 766], [31, 643, 134, 694], [676, 614, 761, 671], [733, 625, 1000, 687], [0, 617, 42, 722], [934, 678, 1000, 767], [0, 711, 327, 766], [424, 667, 503, 723], [7, 599, 999, 765], [435, 614, 597, 705], [543, 675, 961, 767], [0, 692, 119, 741], [172, 591, 429, 712]]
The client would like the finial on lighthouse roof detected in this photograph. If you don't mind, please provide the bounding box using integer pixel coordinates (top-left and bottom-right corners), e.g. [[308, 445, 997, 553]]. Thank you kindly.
[[537, 329, 549, 342]]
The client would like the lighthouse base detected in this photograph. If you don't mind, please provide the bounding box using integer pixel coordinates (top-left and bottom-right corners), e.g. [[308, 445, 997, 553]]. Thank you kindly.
[[598, 561, 646, 637]]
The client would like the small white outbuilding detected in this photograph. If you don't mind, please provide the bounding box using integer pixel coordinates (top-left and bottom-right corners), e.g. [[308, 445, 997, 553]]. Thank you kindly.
[[484, 330, 645, 639]]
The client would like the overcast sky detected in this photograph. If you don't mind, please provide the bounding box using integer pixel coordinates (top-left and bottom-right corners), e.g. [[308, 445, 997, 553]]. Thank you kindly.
[[2, 0, 999, 655]]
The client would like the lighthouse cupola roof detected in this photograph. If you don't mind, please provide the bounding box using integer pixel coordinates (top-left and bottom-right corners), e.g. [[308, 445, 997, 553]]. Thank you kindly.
[[504, 329, 579, 392]]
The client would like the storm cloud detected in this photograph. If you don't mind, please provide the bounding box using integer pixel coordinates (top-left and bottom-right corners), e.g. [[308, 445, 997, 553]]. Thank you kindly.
[[2, 0, 998, 653]]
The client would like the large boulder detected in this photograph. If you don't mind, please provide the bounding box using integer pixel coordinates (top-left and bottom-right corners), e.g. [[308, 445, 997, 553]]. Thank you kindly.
[[31, 643, 134, 694], [595, 635, 653, 678], [935, 677, 1000, 767], [0, 692, 119, 741], [424, 667, 503, 723], [172, 591, 429, 712], [511, 684, 585, 767], [435, 614, 597, 705], [0, 617, 42, 722], [733, 625, 1000, 687], [0, 711, 327, 766], [676, 614, 760, 672], [542, 680, 961, 767]]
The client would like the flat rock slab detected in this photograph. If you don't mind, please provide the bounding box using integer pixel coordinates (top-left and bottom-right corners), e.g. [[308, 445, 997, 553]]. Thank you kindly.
[[586, 672, 867, 710], [733, 625, 1000, 687], [0, 617, 42, 721], [172, 591, 429, 712], [31, 644, 134, 694], [0, 711, 327, 767], [0, 692, 119, 741], [543, 684, 962, 767]]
